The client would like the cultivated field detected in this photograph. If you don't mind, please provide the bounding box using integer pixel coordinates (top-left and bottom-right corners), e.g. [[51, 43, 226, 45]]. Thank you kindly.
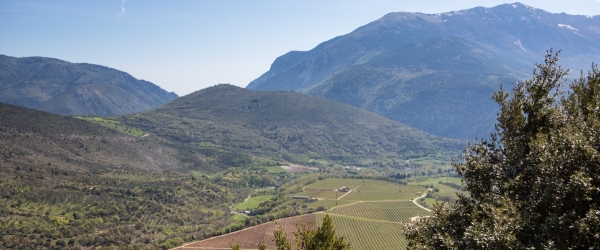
[[234, 195, 274, 211], [303, 178, 365, 190], [316, 213, 411, 250], [176, 215, 317, 250], [341, 180, 425, 201], [306, 199, 353, 210], [297, 178, 367, 200], [177, 178, 431, 250], [297, 188, 337, 200], [328, 201, 429, 222]]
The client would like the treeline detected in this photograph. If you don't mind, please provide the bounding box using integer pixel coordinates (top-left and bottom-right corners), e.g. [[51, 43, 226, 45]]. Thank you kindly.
[[389, 169, 458, 180]]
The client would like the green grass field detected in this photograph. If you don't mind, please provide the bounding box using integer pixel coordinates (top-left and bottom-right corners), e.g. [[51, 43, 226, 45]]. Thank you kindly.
[[265, 166, 287, 173], [297, 178, 428, 202], [435, 185, 466, 198], [303, 178, 366, 190], [408, 177, 467, 198], [422, 197, 438, 208], [76, 116, 146, 137], [341, 180, 427, 201], [297, 189, 338, 200], [234, 195, 274, 211]]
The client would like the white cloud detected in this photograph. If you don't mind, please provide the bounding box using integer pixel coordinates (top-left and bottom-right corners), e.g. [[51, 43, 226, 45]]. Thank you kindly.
[[115, 0, 127, 17]]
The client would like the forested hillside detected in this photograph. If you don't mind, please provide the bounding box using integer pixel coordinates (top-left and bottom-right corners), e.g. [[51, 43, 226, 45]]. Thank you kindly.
[[120, 84, 463, 169], [0, 103, 254, 249]]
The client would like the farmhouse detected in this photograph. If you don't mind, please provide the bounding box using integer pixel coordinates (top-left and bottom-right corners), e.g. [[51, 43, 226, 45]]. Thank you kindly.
[[344, 166, 361, 171]]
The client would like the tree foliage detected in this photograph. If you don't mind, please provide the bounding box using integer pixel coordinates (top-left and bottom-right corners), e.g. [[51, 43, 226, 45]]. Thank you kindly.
[[232, 214, 350, 250], [403, 50, 600, 249]]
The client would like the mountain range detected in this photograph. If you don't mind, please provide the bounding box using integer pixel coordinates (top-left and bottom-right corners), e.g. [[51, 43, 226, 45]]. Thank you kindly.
[[0, 55, 178, 116], [6, 3, 597, 248], [247, 2, 600, 140]]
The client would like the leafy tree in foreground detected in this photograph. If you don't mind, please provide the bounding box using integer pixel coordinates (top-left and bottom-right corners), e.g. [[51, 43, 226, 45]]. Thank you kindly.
[[403, 50, 600, 249], [277, 214, 350, 250], [231, 214, 350, 250]]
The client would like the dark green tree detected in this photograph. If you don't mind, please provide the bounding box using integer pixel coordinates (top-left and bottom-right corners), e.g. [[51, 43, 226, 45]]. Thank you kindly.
[[276, 214, 350, 250], [232, 214, 350, 250], [403, 50, 600, 249]]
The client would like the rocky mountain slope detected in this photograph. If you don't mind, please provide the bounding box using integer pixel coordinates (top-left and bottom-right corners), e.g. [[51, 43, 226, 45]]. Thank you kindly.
[[247, 3, 600, 140], [0, 55, 178, 116]]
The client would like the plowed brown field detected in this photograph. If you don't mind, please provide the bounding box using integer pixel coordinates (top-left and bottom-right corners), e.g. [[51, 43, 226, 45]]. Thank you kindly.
[[175, 214, 317, 250]]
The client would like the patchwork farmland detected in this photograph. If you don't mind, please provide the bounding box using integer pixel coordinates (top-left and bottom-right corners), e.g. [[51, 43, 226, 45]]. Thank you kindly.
[[176, 178, 435, 250]]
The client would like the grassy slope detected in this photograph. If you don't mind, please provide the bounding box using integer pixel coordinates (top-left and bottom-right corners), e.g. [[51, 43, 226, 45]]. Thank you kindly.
[[233, 195, 274, 211], [76, 116, 146, 137], [120, 84, 463, 170]]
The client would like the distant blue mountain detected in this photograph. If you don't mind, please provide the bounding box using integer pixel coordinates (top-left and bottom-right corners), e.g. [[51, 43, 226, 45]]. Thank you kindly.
[[0, 55, 178, 116], [247, 3, 600, 140]]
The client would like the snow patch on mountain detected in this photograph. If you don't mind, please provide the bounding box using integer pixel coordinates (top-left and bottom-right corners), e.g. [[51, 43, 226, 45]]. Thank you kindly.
[[558, 24, 578, 31]]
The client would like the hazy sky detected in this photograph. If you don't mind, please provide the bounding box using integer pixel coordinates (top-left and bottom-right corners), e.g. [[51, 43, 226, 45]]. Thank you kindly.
[[2, 0, 600, 96]]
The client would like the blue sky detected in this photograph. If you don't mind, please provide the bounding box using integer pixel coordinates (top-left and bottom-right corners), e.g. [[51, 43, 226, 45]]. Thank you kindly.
[[2, 0, 600, 96]]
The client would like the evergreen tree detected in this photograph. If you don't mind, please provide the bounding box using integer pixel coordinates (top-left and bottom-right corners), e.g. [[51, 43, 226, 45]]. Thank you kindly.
[[403, 50, 600, 249]]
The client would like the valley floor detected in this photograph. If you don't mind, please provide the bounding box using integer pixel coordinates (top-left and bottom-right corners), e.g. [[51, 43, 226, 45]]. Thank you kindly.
[[175, 178, 441, 250]]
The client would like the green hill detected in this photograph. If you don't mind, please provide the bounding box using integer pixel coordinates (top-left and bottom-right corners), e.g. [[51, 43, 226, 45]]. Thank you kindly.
[[120, 84, 463, 169], [0, 102, 181, 171]]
